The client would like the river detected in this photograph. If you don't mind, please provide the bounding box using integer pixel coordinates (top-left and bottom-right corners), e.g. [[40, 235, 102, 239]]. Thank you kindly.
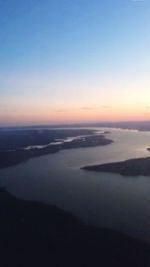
[[0, 128, 150, 241]]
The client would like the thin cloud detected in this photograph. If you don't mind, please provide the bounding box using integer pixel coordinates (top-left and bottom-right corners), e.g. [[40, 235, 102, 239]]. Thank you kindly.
[[80, 105, 111, 111], [99, 105, 110, 109], [80, 107, 97, 111], [55, 105, 111, 113], [55, 109, 67, 113]]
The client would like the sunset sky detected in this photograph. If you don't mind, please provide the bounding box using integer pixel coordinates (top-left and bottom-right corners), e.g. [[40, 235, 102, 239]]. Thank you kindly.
[[0, 0, 150, 126]]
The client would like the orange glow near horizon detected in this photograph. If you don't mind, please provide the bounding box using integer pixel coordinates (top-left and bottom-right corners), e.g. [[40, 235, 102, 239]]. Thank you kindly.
[[1, 104, 150, 126], [1, 70, 150, 126], [1, 77, 150, 126]]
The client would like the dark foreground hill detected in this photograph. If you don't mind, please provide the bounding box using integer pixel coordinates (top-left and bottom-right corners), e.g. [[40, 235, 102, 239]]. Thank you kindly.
[[0, 187, 150, 267]]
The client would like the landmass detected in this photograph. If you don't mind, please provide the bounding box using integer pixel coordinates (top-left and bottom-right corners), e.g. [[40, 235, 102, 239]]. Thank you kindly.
[[1, 120, 150, 131], [0, 186, 150, 267], [0, 129, 113, 169], [82, 153, 150, 177], [0, 129, 97, 150]]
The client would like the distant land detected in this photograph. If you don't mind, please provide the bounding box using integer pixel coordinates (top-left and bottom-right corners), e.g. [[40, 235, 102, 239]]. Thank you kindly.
[[1, 120, 150, 132], [0, 129, 113, 169], [82, 152, 150, 177], [1, 186, 150, 267]]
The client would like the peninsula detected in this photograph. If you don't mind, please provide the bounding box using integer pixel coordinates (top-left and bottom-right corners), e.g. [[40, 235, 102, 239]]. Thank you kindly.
[[82, 154, 150, 177]]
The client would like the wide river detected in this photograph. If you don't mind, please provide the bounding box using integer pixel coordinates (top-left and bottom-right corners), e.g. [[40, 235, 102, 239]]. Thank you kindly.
[[1, 127, 150, 242]]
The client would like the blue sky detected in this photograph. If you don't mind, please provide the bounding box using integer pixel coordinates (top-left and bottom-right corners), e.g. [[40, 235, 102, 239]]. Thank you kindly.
[[0, 0, 150, 125]]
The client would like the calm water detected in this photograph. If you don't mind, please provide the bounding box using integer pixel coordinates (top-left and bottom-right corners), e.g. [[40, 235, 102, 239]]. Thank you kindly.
[[1, 128, 150, 241]]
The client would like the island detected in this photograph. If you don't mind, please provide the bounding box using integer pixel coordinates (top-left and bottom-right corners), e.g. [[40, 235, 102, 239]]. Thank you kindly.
[[0, 128, 113, 169], [0, 186, 150, 267], [82, 154, 150, 177]]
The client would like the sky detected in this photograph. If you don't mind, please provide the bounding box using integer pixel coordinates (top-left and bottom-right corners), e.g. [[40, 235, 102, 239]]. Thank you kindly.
[[0, 0, 150, 126]]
